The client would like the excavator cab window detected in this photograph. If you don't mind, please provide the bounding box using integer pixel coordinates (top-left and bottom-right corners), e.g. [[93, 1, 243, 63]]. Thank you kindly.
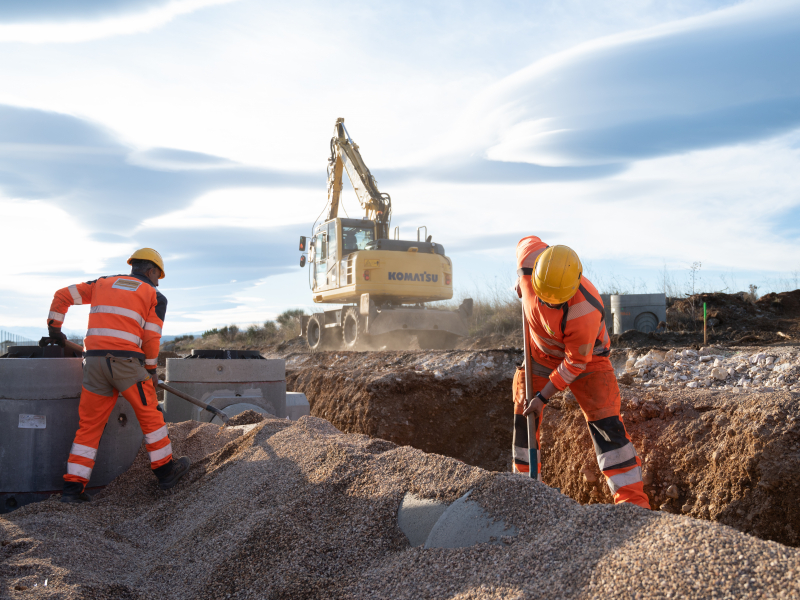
[[342, 226, 374, 255]]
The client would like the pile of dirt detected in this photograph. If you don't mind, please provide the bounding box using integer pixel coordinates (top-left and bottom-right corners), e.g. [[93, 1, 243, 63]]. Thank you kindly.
[[2, 417, 799, 598], [287, 345, 800, 546], [665, 290, 800, 346]]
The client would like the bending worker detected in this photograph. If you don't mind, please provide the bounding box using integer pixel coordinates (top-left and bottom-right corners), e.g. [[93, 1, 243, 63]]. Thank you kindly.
[[46, 248, 191, 503], [513, 236, 650, 509]]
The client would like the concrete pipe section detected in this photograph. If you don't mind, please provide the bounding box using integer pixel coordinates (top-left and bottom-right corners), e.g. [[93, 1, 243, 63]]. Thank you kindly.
[[398, 491, 518, 549], [163, 351, 309, 422], [0, 351, 143, 513], [609, 293, 667, 334]]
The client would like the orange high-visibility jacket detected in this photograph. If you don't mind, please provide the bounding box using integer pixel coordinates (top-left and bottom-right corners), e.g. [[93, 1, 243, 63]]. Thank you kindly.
[[517, 236, 611, 391], [47, 274, 167, 368]]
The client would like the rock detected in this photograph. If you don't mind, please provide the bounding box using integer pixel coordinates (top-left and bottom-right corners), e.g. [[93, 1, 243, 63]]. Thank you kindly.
[[664, 349, 676, 362], [581, 466, 597, 483], [698, 493, 709, 505], [642, 470, 654, 485], [682, 349, 699, 358], [700, 356, 713, 363], [712, 367, 727, 381], [666, 484, 680, 499], [681, 503, 694, 513], [687, 382, 699, 388]]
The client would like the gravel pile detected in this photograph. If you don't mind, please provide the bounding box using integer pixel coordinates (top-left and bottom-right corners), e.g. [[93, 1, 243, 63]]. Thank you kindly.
[[224, 409, 268, 427], [624, 345, 800, 392], [2, 416, 799, 599]]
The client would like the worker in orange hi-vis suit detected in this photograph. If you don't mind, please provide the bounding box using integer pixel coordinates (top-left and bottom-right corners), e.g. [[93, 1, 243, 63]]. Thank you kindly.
[[512, 236, 650, 509], [47, 248, 191, 504]]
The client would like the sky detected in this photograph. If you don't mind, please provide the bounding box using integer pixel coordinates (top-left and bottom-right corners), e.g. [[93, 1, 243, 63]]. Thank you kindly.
[[0, 0, 799, 338]]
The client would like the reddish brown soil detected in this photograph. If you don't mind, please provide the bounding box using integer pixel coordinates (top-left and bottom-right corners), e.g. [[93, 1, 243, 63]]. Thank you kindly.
[[287, 347, 800, 547]]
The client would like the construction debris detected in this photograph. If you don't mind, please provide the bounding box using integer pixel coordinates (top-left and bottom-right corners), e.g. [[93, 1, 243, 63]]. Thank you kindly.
[[2, 417, 799, 599]]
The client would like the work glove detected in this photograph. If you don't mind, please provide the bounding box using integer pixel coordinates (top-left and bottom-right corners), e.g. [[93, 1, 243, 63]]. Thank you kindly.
[[48, 325, 67, 347], [147, 368, 159, 387]]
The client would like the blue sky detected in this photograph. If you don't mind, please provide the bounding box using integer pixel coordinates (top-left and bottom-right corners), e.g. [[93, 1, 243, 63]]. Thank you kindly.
[[0, 0, 798, 337]]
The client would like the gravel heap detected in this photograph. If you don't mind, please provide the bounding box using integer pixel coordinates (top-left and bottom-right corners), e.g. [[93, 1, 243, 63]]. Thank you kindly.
[[624, 345, 800, 393], [2, 416, 799, 599], [223, 409, 268, 427]]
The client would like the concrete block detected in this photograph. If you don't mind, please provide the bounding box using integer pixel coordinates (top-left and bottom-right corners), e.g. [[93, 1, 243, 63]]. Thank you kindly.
[[397, 492, 448, 547], [0, 358, 83, 400], [286, 392, 310, 421], [1, 359, 143, 513], [166, 358, 285, 383], [424, 490, 518, 549]]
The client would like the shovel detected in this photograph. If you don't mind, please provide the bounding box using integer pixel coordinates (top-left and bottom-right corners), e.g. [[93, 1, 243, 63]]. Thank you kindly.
[[521, 307, 541, 481], [41, 337, 230, 423]]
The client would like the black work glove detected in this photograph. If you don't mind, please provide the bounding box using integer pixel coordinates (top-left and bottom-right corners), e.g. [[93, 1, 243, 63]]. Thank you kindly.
[[48, 325, 67, 347]]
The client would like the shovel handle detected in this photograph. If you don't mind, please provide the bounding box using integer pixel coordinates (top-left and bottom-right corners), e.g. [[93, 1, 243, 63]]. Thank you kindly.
[[522, 304, 541, 481], [157, 382, 230, 423]]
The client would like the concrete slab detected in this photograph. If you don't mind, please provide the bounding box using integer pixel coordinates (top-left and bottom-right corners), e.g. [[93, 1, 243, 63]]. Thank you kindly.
[[166, 358, 285, 383], [424, 490, 518, 549], [397, 492, 449, 547]]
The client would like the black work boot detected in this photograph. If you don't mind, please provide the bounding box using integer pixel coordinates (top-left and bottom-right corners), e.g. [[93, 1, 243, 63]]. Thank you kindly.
[[61, 481, 91, 504], [155, 456, 192, 490]]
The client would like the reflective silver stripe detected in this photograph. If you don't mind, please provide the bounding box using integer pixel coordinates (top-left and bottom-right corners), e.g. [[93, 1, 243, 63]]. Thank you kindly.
[[567, 300, 595, 321], [531, 333, 565, 358], [556, 363, 578, 385], [70, 443, 97, 461], [68, 284, 82, 305], [144, 322, 162, 334], [597, 443, 637, 471], [90, 305, 145, 327], [144, 425, 168, 445], [48, 310, 66, 322], [145, 358, 158, 366], [606, 466, 643, 494], [513, 445, 528, 462], [85, 328, 142, 346], [67, 462, 92, 480], [148, 442, 173, 463], [538, 334, 565, 349], [520, 246, 548, 269]]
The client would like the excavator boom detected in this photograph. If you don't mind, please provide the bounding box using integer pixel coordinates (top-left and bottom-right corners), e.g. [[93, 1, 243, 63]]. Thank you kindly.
[[326, 119, 391, 239]]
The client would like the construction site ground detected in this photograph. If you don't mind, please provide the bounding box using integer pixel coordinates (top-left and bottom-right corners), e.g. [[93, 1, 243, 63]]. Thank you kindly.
[[3, 290, 800, 597]]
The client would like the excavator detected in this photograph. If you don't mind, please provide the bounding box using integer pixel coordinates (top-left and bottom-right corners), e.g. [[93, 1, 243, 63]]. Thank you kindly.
[[297, 118, 472, 350]]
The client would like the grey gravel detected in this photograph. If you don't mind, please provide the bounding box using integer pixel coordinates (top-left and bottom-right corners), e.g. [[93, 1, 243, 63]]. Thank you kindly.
[[1, 416, 798, 599]]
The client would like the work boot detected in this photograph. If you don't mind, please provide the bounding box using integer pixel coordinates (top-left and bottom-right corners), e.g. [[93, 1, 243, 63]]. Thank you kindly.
[[61, 482, 91, 504], [156, 456, 192, 490]]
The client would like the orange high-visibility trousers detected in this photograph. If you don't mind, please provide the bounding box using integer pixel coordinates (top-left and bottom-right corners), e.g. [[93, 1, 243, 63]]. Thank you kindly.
[[512, 365, 650, 509], [64, 381, 172, 491]]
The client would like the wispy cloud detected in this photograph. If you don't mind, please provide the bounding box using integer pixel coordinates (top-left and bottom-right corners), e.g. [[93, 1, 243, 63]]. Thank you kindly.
[[448, 1, 800, 167], [0, 0, 237, 43], [0, 105, 320, 232]]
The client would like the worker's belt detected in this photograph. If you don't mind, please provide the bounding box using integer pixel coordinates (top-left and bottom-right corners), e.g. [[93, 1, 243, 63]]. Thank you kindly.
[[517, 268, 533, 276], [84, 349, 145, 360]]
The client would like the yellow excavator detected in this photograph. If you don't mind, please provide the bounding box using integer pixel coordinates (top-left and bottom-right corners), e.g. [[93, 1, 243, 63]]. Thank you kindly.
[[298, 118, 472, 350]]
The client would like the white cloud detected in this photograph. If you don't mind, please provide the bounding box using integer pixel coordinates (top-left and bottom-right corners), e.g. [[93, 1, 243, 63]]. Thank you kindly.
[[0, 0, 237, 43]]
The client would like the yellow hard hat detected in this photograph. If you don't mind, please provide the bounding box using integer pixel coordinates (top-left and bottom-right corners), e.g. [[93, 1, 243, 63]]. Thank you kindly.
[[127, 248, 165, 279], [532, 245, 581, 305]]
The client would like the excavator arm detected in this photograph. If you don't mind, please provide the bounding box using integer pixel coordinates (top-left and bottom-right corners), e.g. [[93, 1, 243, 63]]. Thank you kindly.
[[326, 118, 392, 239]]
